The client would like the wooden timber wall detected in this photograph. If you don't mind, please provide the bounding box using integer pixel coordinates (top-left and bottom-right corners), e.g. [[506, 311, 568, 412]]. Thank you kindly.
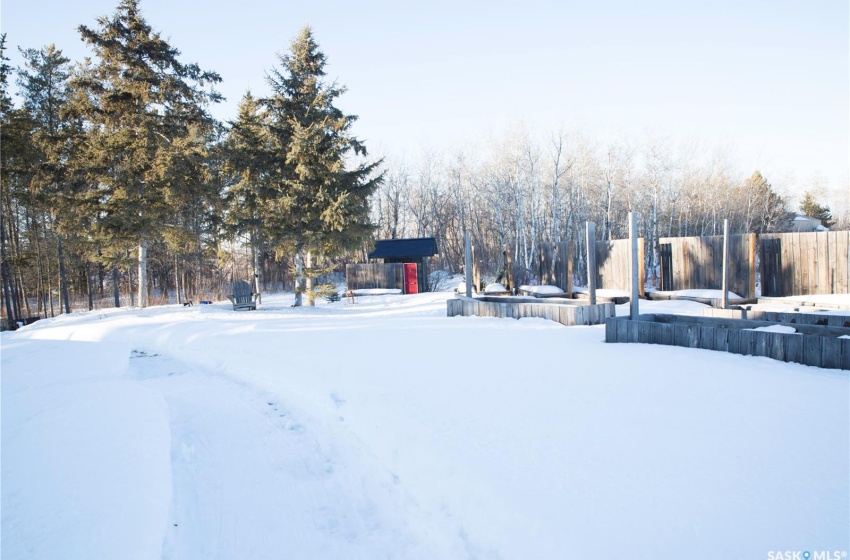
[[538, 241, 571, 293], [595, 238, 645, 294], [605, 314, 850, 370], [447, 296, 615, 326], [658, 234, 756, 298], [752, 310, 850, 327], [346, 263, 404, 290], [704, 308, 850, 328], [759, 231, 850, 297]]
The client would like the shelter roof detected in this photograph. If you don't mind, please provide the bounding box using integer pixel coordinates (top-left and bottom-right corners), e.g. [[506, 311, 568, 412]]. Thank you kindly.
[[368, 237, 438, 259]]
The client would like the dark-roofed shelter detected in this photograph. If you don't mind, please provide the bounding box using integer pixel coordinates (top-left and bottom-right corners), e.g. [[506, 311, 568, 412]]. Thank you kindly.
[[363, 237, 438, 293]]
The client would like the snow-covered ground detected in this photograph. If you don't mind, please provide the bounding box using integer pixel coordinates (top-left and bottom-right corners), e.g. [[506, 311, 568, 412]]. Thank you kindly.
[[2, 292, 848, 559]]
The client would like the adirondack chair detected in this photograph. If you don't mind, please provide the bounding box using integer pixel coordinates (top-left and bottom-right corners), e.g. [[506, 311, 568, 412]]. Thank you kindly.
[[227, 279, 259, 310]]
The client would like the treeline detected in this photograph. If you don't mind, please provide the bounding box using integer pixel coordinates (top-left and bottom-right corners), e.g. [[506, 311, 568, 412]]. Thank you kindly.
[[372, 130, 845, 286], [0, 0, 378, 325], [2, 1, 844, 326]]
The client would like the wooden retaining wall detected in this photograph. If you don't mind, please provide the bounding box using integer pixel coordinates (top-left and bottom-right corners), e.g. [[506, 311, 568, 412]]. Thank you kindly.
[[605, 314, 850, 370], [704, 307, 850, 328], [658, 234, 756, 298], [760, 231, 850, 297], [346, 263, 403, 290], [447, 296, 615, 326], [753, 310, 850, 327]]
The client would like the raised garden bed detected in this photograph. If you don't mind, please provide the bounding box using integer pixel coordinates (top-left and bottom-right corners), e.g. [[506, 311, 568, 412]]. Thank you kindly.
[[704, 307, 850, 327], [646, 291, 756, 308], [605, 313, 850, 370], [447, 295, 615, 326]]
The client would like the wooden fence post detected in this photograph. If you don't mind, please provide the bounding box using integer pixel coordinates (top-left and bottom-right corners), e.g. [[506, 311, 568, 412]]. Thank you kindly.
[[505, 243, 514, 293], [638, 237, 646, 297], [749, 233, 757, 299], [472, 245, 480, 292], [629, 213, 639, 319], [722, 219, 730, 309], [587, 222, 597, 305], [464, 232, 472, 298]]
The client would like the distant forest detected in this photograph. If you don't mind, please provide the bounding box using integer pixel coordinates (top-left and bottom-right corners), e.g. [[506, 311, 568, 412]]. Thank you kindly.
[[1, 0, 846, 323]]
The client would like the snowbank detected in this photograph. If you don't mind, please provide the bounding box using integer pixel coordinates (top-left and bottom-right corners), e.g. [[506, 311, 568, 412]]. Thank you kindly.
[[484, 283, 509, 294], [745, 325, 801, 334], [3, 293, 848, 559], [351, 288, 402, 296], [518, 284, 565, 295], [2, 340, 171, 560]]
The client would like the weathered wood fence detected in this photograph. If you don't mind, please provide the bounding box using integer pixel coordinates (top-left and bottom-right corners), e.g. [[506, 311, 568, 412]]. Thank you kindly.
[[659, 234, 756, 298], [759, 231, 850, 296], [345, 263, 403, 291], [538, 241, 571, 293], [605, 313, 850, 370], [595, 238, 645, 295]]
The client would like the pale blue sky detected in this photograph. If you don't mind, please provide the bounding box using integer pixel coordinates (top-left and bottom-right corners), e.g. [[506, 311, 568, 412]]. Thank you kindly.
[[3, 0, 848, 192]]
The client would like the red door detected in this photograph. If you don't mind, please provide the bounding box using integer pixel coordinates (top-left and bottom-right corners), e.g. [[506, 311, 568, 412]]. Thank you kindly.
[[403, 263, 418, 294]]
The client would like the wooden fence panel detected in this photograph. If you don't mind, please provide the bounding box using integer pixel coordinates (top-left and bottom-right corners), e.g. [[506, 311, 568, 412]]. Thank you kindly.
[[817, 233, 828, 293], [345, 263, 404, 291], [800, 233, 810, 294], [538, 241, 571, 293], [659, 243, 673, 290], [594, 238, 644, 294], [658, 234, 753, 297], [831, 231, 849, 294], [760, 232, 850, 296], [760, 237, 782, 296]]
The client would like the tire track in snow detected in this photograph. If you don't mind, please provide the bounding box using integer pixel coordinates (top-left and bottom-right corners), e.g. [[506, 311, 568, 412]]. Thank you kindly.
[[129, 350, 463, 560]]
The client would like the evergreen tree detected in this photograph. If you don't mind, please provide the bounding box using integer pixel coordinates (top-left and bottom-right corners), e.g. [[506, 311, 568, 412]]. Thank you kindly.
[[157, 120, 222, 303], [222, 92, 274, 294], [17, 44, 78, 313], [265, 27, 381, 306], [72, 0, 222, 307], [0, 34, 19, 324], [799, 191, 835, 229]]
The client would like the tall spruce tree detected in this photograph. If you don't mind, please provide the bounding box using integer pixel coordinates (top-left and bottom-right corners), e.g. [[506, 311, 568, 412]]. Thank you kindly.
[[72, 0, 221, 307], [265, 27, 381, 306], [17, 44, 78, 313], [222, 92, 274, 294], [800, 191, 834, 229]]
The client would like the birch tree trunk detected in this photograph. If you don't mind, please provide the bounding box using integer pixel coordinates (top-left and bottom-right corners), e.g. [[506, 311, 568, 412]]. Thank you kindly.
[[305, 251, 315, 307], [138, 240, 148, 308], [293, 249, 304, 307]]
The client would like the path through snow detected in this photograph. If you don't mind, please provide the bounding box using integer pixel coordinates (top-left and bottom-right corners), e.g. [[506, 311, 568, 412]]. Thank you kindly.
[[130, 350, 462, 560]]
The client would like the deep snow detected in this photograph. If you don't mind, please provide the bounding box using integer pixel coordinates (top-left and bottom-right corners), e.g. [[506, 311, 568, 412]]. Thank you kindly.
[[2, 292, 848, 559]]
